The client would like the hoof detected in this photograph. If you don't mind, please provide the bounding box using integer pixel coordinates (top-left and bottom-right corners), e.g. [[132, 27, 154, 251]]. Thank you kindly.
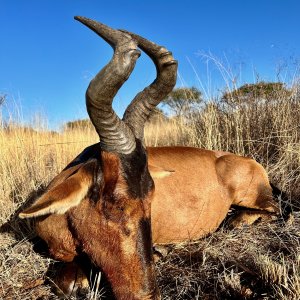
[[153, 244, 171, 262], [52, 262, 89, 298]]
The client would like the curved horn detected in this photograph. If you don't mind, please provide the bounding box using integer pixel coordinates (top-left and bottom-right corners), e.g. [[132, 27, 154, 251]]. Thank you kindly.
[[122, 31, 178, 140], [74, 16, 141, 154]]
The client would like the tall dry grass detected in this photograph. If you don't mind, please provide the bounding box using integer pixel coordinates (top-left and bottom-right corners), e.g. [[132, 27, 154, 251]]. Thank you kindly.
[[0, 122, 99, 299], [0, 124, 98, 224], [0, 80, 300, 299]]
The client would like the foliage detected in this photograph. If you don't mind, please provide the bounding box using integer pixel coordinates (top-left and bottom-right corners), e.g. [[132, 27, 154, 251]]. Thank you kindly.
[[222, 81, 292, 105], [163, 87, 202, 117]]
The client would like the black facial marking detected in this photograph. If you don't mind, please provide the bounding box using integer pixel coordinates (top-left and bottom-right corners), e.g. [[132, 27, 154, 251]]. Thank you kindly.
[[137, 217, 153, 267], [64, 143, 101, 169], [119, 139, 154, 199]]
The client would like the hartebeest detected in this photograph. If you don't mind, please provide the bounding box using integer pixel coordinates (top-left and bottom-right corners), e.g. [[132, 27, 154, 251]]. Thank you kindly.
[[19, 17, 280, 299]]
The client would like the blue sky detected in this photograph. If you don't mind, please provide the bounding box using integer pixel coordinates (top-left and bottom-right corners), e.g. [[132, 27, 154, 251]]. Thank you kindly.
[[1, 1, 299, 128]]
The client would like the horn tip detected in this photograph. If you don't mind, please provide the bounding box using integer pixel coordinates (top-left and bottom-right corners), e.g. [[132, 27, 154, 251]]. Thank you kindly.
[[74, 16, 88, 23]]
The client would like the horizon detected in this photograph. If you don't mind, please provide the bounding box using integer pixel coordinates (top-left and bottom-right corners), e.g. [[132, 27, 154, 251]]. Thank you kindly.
[[1, 0, 299, 129]]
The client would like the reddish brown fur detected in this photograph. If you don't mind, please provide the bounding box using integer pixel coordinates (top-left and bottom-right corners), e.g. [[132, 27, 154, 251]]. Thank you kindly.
[[68, 198, 156, 299], [148, 147, 279, 243], [36, 215, 78, 262], [31, 145, 280, 298], [18, 17, 280, 298], [34, 152, 158, 299]]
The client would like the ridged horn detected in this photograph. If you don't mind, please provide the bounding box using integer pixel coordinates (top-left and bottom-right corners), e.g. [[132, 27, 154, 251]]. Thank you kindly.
[[74, 16, 141, 154], [122, 31, 178, 140]]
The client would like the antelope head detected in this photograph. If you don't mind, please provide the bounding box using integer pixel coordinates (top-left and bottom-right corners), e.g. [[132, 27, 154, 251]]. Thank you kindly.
[[19, 16, 177, 299]]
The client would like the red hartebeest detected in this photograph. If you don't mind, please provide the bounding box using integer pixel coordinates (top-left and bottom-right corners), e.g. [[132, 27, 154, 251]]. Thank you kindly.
[[19, 17, 280, 299]]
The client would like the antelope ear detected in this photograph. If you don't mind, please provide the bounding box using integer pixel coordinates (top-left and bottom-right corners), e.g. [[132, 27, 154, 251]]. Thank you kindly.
[[19, 161, 96, 219], [149, 164, 174, 179]]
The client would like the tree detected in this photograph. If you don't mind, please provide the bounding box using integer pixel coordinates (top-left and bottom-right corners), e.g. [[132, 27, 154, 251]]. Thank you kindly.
[[163, 87, 202, 117], [146, 107, 167, 123], [222, 81, 291, 105]]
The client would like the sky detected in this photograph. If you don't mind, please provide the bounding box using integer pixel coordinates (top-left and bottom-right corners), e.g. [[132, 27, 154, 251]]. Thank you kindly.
[[1, 1, 300, 128]]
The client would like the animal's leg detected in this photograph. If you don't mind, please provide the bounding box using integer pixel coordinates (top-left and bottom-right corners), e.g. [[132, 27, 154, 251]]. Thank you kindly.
[[36, 214, 78, 262], [153, 244, 171, 262], [226, 210, 278, 229], [229, 183, 293, 228], [217, 155, 280, 214], [233, 182, 280, 214], [52, 261, 90, 298], [36, 215, 90, 296]]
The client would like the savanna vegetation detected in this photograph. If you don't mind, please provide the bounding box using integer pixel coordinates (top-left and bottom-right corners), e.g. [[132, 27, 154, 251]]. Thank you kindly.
[[0, 78, 300, 299]]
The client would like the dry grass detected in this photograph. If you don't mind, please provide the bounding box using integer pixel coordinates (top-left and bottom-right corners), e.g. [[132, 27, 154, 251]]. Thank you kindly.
[[0, 124, 99, 299], [1, 82, 300, 299], [156, 214, 300, 299]]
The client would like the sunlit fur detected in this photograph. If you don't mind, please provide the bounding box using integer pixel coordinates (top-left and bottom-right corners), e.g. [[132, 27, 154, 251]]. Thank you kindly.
[[18, 17, 280, 300], [20, 144, 279, 298], [148, 146, 279, 244], [24, 145, 279, 246]]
